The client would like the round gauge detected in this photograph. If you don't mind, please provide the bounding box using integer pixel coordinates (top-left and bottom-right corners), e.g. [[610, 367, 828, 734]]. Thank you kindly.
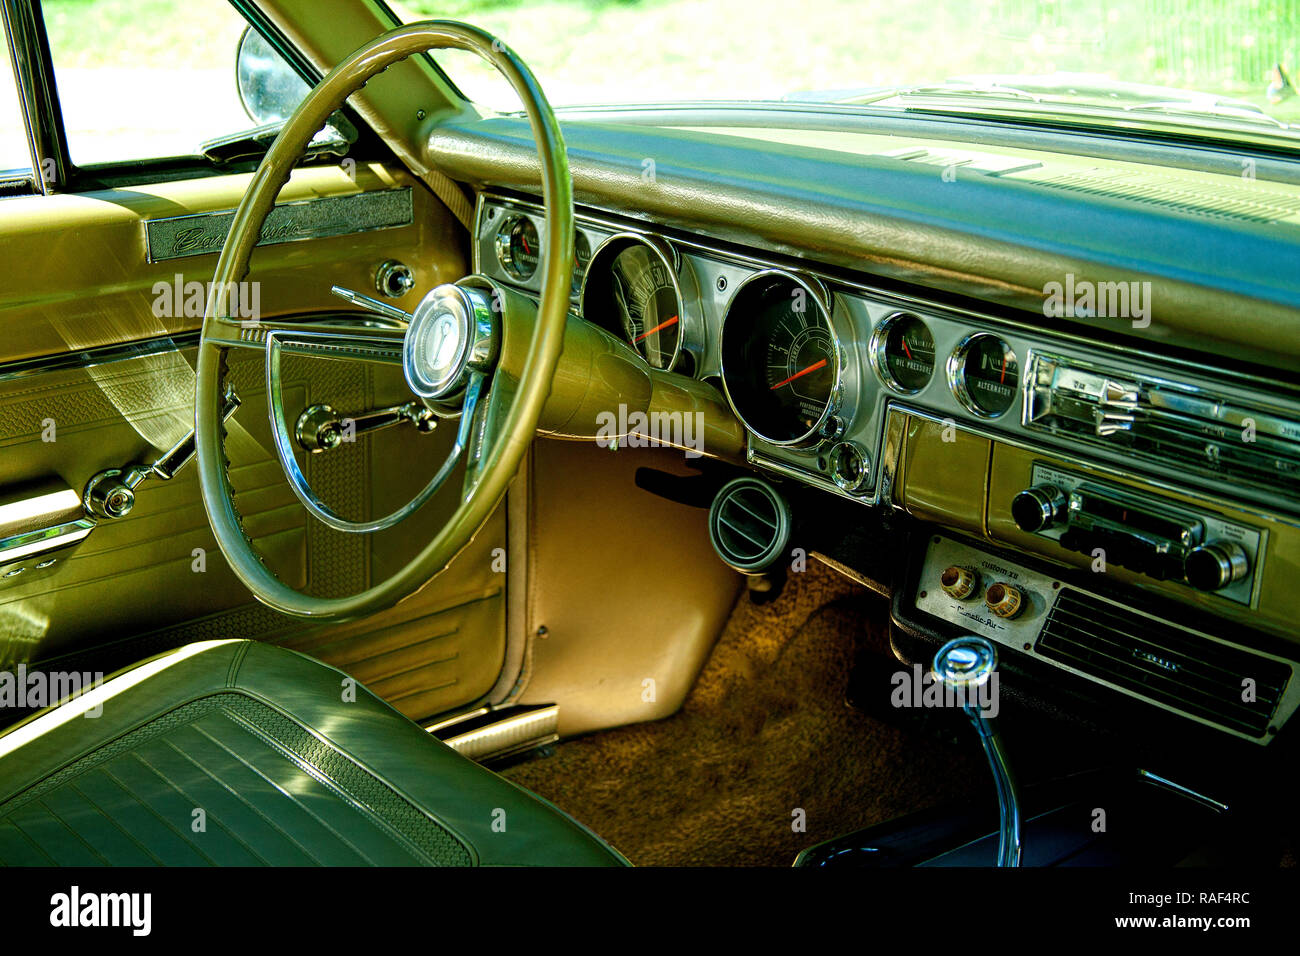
[[720, 272, 840, 445], [496, 216, 540, 281], [572, 231, 591, 295], [949, 333, 1020, 417], [872, 312, 935, 393], [580, 235, 683, 370]]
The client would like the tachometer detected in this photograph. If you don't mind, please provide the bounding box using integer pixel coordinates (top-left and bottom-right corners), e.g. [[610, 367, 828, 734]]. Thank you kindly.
[[720, 272, 840, 445], [580, 235, 684, 370], [872, 312, 935, 393], [496, 215, 540, 281], [950, 332, 1019, 417]]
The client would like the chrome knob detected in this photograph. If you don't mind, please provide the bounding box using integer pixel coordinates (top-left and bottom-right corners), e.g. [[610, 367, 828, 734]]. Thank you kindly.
[[932, 635, 998, 691], [1011, 484, 1067, 533], [829, 442, 871, 495], [84, 471, 136, 519], [1184, 541, 1249, 592]]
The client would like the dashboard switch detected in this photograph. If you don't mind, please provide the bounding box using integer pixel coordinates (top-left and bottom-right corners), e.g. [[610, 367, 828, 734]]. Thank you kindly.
[[940, 565, 979, 600], [1184, 541, 1250, 592], [1011, 484, 1068, 533], [984, 582, 1025, 619]]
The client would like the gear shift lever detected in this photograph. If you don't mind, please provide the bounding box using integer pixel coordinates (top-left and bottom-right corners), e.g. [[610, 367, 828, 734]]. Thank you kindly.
[[932, 636, 1022, 867]]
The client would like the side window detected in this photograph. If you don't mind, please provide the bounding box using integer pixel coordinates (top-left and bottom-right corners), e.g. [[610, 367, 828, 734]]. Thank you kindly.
[[1, 46, 32, 177], [42, 0, 308, 167]]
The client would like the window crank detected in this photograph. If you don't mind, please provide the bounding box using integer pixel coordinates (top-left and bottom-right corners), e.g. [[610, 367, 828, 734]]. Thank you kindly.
[[83, 387, 241, 520]]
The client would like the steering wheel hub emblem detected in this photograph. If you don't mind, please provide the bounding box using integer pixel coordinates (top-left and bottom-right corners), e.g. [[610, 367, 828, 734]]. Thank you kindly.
[[404, 284, 496, 399]]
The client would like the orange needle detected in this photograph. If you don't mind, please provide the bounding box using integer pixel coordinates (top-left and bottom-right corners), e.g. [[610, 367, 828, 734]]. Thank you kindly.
[[633, 314, 679, 343], [770, 358, 827, 390], [1000, 354, 1007, 383], [902, 339, 913, 359]]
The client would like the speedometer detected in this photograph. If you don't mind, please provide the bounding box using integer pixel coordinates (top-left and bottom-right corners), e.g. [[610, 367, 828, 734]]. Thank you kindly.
[[580, 234, 685, 370], [720, 272, 840, 446]]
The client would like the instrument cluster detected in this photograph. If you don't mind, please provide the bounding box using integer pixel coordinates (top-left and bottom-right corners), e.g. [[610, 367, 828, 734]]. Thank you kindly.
[[472, 193, 1300, 523]]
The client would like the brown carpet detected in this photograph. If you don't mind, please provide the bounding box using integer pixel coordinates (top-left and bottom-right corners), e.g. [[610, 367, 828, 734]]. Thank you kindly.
[[502, 560, 984, 865]]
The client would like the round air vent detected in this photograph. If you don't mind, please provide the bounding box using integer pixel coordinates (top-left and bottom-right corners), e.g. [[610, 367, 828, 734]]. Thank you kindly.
[[708, 477, 792, 573]]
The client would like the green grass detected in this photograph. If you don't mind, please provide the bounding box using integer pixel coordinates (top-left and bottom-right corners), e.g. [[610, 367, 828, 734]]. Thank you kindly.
[[41, 0, 1300, 123]]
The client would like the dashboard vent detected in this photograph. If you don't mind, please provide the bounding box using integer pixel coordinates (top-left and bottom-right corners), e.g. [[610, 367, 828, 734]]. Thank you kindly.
[[1038, 589, 1291, 738], [1025, 351, 1300, 503], [1016, 168, 1300, 224], [708, 477, 790, 573]]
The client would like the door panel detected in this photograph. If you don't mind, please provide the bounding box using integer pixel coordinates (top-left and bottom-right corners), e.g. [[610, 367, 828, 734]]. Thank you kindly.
[[0, 163, 505, 724]]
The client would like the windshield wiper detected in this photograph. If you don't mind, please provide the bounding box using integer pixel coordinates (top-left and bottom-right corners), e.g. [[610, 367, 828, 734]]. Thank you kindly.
[[1122, 101, 1287, 128]]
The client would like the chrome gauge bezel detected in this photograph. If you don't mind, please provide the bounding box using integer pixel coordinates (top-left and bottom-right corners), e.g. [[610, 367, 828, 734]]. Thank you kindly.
[[494, 214, 540, 281], [870, 311, 935, 395], [579, 231, 696, 372], [719, 268, 846, 448], [948, 331, 1020, 419]]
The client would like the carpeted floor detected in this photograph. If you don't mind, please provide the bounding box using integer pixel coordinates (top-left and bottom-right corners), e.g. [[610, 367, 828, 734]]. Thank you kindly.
[[501, 560, 985, 866]]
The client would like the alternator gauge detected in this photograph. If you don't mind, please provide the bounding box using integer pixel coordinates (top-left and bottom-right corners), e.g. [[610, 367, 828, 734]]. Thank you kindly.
[[950, 332, 1020, 417]]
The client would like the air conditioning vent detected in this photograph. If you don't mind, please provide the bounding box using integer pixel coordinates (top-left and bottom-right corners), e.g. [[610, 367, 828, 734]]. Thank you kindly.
[[1038, 590, 1291, 738], [708, 477, 790, 573]]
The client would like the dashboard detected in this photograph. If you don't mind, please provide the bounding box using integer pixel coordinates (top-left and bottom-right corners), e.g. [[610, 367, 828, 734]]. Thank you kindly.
[[473, 189, 1300, 745]]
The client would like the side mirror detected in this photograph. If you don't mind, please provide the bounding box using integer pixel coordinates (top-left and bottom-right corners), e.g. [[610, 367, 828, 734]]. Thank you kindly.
[[235, 26, 311, 125]]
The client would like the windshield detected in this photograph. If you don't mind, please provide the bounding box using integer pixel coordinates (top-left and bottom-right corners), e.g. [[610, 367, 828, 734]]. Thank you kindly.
[[397, 0, 1300, 147]]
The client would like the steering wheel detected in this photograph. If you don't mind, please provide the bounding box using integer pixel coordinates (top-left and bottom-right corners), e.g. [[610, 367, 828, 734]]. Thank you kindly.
[[196, 21, 573, 620]]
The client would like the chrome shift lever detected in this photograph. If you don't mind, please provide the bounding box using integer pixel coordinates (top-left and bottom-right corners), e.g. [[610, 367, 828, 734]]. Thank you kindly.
[[933, 636, 1022, 867]]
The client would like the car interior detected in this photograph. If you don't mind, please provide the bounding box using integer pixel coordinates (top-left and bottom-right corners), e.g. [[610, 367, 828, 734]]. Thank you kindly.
[[1, 0, 1299, 871]]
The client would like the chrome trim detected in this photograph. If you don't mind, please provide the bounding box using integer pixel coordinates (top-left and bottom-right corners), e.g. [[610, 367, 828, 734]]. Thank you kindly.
[[719, 268, 844, 448], [265, 325, 483, 534], [374, 259, 415, 299], [144, 187, 414, 262], [1, 0, 68, 194], [1136, 770, 1228, 813]]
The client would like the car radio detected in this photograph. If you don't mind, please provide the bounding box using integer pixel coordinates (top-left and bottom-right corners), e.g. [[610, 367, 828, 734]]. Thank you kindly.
[[1009, 463, 1263, 605], [1022, 350, 1300, 510]]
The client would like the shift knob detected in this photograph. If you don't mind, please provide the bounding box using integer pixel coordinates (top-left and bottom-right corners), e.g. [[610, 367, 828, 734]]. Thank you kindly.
[[931, 635, 1022, 867], [932, 635, 998, 693]]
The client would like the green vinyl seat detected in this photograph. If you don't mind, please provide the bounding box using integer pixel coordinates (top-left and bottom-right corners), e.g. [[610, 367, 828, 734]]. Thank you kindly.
[[0, 639, 626, 867]]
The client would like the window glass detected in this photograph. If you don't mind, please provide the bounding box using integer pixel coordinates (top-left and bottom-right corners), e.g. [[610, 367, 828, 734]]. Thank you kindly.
[[43, 0, 308, 165], [1, 47, 32, 175], [398, 0, 1300, 149]]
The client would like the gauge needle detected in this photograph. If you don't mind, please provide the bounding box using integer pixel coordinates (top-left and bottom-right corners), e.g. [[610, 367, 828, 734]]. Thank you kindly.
[[770, 358, 827, 390], [633, 315, 679, 343], [1000, 354, 1007, 383], [902, 339, 913, 359]]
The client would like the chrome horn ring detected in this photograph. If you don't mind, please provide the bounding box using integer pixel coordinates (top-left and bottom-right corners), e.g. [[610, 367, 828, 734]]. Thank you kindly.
[[264, 281, 499, 534]]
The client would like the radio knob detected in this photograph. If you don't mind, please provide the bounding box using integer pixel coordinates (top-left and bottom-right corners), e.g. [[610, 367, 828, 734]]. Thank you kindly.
[[1184, 541, 1250, 592], [940, 566, 979, 600], [1011, 484, 1068, 533], [984, 582, 1025, 619]]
